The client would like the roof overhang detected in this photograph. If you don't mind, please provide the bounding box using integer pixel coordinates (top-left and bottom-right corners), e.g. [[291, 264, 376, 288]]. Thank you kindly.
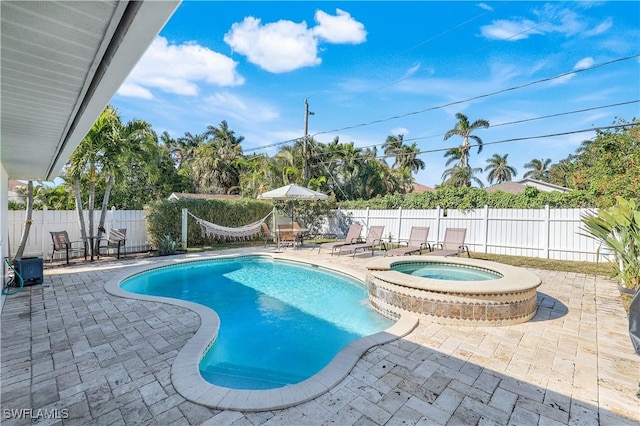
[[1, 0, 180, 181]]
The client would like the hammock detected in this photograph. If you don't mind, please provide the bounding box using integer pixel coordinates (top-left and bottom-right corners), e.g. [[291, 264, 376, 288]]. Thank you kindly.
[[188, 211, 272, 241]]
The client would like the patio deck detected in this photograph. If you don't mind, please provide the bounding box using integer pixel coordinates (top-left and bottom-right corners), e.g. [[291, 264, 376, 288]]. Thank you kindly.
[[1, 247, 638, 425]]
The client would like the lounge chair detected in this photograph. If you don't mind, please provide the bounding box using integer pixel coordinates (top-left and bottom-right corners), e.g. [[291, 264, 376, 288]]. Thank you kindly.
[[49, 231, 86, 264], [318, 223, 363, 255], [336, 225, 385, 258], [261, 223, 275, 247], [386, 226, 431, 256], [424, 228, 470, 257]]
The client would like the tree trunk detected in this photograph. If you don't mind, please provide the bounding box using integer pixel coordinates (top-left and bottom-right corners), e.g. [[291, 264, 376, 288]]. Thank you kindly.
[[73, 177, 87, 243], [96, 175, 115, 253], [14, 181, 34, 258]]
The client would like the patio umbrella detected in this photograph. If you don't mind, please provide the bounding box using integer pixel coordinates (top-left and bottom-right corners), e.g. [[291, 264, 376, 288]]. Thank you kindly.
[[257, 183, 328, 224]]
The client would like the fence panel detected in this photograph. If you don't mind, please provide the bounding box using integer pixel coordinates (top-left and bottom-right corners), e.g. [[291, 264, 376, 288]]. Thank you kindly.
[[338, 206, 599, 262], [7, 206, 601, 262], [7, 209, 147, 260]]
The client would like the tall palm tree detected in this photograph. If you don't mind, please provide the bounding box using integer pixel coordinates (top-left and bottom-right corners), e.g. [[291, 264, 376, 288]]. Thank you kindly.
[[523, 158, 552, 181], [443, 113, 489, 169], [443, 147, 462, 167], [441, 164, 484, 188], [382, 134, 404, 168], [396, 142, 425, 174], [485, 153, 518, 184]]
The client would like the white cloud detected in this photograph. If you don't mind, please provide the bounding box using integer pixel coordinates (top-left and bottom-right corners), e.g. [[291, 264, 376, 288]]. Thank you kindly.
[[477, 3, 494, 12], [312, 9, 367, 44], [224, 9, 366, 73], [480, 19, 544, 41], [391, 127, 409, 136], [574, 57, 594, 70], [118, 36, 244, 99], [224, 17, 320, 73], [201, 91, 279, 124], [481, 5, 611, 41]]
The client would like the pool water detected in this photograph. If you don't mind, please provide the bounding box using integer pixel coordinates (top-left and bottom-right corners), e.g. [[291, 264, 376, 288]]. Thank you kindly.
[[392, 263, 501, 281], [121, 256, 393, 390]]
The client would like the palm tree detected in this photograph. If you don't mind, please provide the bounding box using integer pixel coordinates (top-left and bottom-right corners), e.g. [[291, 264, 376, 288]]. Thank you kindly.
[[443, 147, 462, 167], [382, 134, 404, 168], [485, 153, 518, 184], [443, 113, 490, 169], [396, 142, 425, 174], [67, 105, 155, 252], [441, 164, 484, 188], [523, 158, 552, 181]]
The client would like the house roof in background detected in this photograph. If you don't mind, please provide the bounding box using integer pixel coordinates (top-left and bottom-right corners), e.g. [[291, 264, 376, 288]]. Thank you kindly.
[[486, 181, 527, 194], [411, 183, 436, 194]]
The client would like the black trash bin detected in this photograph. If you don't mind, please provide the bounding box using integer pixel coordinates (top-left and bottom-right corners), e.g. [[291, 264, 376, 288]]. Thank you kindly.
[[13, 257, 44, 285]]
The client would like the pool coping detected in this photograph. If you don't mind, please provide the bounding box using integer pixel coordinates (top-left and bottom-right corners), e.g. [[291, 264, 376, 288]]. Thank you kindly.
[[104, 253, 419, 412], [366, 256, 542, 294]]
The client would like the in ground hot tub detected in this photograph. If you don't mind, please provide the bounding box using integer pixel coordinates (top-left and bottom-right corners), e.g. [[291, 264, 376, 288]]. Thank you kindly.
[[366, 257, 541, 326]]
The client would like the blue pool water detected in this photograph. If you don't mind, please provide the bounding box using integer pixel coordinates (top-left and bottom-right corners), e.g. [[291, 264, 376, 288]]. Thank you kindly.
[[121, 256, 393, 390], [392, 263, 501, 281]]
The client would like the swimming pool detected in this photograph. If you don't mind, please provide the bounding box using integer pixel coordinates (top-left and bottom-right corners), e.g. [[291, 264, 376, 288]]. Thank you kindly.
[[119, 256, 393, 390]]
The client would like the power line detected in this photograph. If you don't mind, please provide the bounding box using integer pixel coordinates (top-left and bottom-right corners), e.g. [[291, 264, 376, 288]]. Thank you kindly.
[[243, 54, 639, 154], [313, 54, 640, 137]]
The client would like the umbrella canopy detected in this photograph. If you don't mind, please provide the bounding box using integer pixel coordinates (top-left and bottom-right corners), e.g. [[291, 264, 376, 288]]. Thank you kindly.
[[257, 184, 328, 201]]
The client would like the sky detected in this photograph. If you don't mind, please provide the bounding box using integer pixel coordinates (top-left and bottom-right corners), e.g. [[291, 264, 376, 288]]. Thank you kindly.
[[112, 1, 640, 188]]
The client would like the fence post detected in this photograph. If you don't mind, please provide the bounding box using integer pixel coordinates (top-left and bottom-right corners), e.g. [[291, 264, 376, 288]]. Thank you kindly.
[[181, 208, 188, 250], [543, 204, 550, 259], [397, 207, 403, 241], [483, 205, 489, 253], [435, 206, 441, 242], [110, 206, 116, 229], [365, 207, 370, 231]]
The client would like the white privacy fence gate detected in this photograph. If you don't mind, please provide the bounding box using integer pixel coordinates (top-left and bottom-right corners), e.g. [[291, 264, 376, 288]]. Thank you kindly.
[[333, 206, 602, 262], [6, 208, 147, 260], [6, 206, 602, 262]]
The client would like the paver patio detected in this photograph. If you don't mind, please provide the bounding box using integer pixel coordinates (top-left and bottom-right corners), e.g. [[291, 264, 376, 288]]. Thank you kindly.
[[1, 247, 638, 425]]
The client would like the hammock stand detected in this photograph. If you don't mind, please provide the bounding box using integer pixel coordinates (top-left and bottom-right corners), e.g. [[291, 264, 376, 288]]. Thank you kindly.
[[187, 211, 272, 243]]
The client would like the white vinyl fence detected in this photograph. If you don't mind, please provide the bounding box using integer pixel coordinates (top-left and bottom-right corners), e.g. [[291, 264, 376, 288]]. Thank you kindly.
[[7, 206, 603, 262], [332, 206, 603, 262], [6, 208, 147, 261]]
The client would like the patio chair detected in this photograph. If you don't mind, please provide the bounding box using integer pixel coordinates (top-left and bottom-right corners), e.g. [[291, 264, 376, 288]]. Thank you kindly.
[[386, 226, 431, 256], [318, 223, 363, 255], [277, 224, 298, 249], [336, 225, 385, 258], [424, 228, 470, 257], [49, 231, 86, 264], [261, 222, 275, 247], [98, 228, 127, 259]]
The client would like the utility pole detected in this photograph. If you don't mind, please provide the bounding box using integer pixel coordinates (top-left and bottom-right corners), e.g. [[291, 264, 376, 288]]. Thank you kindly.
[[303, 98, 314, 183]]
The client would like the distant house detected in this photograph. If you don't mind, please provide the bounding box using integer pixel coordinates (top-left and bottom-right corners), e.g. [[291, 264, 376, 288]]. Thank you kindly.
[[167, 192, 242, 201], [486, 178, 570, 194], [410, 183, 436, 194], [8, 180, 26, 204]]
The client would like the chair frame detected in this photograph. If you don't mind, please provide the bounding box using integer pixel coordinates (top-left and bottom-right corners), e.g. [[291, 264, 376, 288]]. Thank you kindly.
[[336, 225, 386, 258], [318, 223, 363, 255], [425, 228, 470, 257], [386, 226, 431, 256], [276, 224, 298, 249], [50, 231, 86, 264], [98, 228, 127, 259]]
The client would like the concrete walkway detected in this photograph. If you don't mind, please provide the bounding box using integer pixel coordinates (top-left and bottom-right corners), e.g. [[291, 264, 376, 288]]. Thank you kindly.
[[1, 247, 638, 425]]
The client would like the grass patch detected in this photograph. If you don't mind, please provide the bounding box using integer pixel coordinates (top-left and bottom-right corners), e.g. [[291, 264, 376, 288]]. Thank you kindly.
[[470, 252, 614, 277]]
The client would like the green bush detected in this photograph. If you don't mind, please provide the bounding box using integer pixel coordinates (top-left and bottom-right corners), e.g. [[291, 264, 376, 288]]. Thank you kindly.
[[339, 187, 597, 210], [145, 199, 273, 249]]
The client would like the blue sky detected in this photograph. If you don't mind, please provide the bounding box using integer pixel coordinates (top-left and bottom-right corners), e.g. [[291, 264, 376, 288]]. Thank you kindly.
[[112, 1, 640, 188]]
